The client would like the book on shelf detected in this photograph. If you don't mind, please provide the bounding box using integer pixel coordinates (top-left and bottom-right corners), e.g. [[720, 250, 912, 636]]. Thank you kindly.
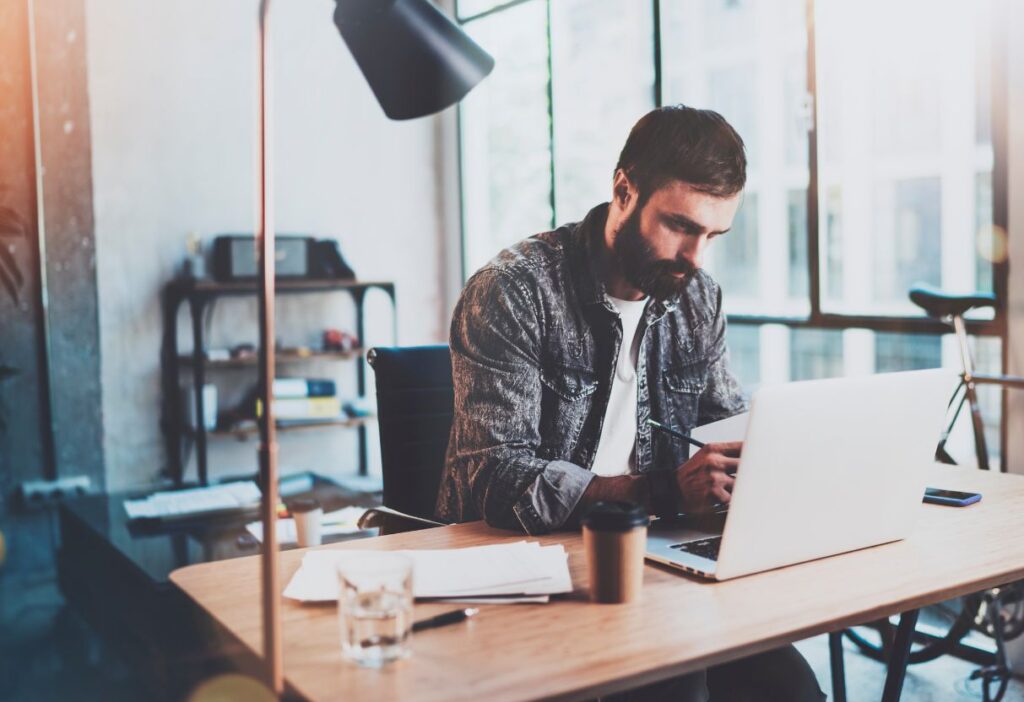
[[272, 378, 337, 398], [260, 395, 342, 420]]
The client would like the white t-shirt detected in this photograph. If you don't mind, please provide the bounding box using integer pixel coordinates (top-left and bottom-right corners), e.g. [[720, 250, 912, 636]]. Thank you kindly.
[[591, 294, 649, 477]]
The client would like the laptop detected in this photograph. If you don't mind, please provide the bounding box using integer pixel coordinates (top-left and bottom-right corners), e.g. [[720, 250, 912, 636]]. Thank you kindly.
[[646, 368, 955, 581]]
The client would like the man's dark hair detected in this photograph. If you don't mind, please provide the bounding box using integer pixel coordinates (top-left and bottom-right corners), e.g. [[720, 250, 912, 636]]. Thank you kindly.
[[615, 104, 746, 201]]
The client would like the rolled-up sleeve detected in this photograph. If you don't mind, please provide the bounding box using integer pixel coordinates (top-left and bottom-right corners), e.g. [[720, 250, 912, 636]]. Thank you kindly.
[[513, 460, 595, 534], [445, 269, 595, 534]]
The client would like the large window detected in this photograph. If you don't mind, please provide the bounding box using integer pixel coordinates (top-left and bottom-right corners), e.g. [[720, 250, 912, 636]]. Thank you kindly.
[[814, 0, 996, 318], [660, 0, 809, 317], [550, 0, 656, 223], [459, 1, 553, 272], [456, 0, 1008, 463], [459, 0, 654, 272]]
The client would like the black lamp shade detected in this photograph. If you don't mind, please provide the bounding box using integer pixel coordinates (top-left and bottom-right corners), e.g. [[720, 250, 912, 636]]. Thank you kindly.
[[334, 0, 495, 120]]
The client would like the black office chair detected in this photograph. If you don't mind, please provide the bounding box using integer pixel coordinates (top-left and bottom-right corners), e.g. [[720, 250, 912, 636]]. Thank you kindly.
[[357, 345, 453, 534]]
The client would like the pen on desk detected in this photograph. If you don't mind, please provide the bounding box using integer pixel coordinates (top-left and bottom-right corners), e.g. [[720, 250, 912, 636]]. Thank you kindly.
[[412, 607, 479, 633], [647, 419, 705, 449]]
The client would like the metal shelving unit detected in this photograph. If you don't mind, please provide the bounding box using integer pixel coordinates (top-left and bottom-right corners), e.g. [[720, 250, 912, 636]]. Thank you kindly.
[[161, 277, 396, 486]]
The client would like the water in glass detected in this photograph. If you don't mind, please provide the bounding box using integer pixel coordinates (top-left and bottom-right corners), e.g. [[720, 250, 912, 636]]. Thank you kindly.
[[336, 552, 413, 667]]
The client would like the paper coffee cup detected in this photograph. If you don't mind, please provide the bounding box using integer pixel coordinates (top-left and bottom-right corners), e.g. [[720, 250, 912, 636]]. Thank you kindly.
[[581, 501, 649, 604], [290, 497, 323, 548]]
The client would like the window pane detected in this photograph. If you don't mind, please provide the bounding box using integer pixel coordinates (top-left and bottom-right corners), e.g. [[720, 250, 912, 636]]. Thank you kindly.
[[726, 324, 760, 388], [816, 0, 995, 317], [874, 332, 942, 373], [550, 0, 655, 222], [823, 186, 843, 300], [460, 1, 553, 274], [727, 324, 846, 386], [789, 328, 844, 381], [975, 172, 995, 293], [660, 0, 809, 316], [714, 192, 759, 297], [872, 177, 942, 304], [787, 189, 806, 298]]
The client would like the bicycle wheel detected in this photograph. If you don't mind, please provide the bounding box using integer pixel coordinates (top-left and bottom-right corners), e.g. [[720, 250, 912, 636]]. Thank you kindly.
[[844, 593, 980, 664]]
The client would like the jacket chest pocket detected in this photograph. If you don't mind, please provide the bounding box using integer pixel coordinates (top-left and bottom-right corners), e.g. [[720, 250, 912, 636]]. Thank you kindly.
[[541, 367, 598, 402], [663, 359, 708, 428], [539, 366, 598, 453]]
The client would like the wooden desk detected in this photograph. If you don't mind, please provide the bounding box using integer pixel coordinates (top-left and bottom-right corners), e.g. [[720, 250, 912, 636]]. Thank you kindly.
[[171, 466, 1024, 702]]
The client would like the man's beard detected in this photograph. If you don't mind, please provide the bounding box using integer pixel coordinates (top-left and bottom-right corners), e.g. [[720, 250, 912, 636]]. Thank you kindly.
[[611, 207, 695, 302]]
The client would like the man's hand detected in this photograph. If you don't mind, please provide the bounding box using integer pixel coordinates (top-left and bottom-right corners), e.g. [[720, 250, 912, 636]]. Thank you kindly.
[[674, 441, 742, 513]]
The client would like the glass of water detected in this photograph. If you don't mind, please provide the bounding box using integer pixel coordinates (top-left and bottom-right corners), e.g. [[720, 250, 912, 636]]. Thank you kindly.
[[336, 552, 414, 667]]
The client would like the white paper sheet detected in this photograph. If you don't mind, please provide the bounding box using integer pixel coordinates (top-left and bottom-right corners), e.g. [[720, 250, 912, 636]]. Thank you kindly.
[[283, 541, 573, 603], [691, 411, 749, 445], [428, 595, 551, 604]]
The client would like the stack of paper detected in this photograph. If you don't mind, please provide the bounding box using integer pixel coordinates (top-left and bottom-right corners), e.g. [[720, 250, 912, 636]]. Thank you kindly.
[[283, 541, 572, 604]]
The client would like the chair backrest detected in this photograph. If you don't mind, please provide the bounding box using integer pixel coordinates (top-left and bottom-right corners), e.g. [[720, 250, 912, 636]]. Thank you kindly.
[[367, 345, 453, 521]]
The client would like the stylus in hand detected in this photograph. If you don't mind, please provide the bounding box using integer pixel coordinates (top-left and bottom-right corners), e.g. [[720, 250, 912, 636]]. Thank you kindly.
[[649, 420, 737, 509], [647, 419, 705, 449]]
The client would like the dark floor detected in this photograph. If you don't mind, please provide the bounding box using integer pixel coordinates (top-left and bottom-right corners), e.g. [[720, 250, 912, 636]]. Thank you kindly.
[[0, 507, 147, 701], [2, 503, 1023, 702]]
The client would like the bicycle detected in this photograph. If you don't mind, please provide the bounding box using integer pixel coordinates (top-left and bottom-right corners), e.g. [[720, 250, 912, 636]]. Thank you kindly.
[[842, 283, 1024, 702]]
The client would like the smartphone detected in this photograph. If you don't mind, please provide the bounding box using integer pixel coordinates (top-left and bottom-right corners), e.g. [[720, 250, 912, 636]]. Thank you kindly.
[[923, 487, 982, 507]]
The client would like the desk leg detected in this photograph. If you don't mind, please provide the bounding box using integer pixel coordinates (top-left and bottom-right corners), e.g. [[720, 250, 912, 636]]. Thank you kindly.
[[829, 631, 847, 702], [881, 609, 919, 702]]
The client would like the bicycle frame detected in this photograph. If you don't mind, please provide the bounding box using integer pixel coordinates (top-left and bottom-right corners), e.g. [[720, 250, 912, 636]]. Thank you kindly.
[[944, 313, 1024, 471], [972, 374, 1024, 388]]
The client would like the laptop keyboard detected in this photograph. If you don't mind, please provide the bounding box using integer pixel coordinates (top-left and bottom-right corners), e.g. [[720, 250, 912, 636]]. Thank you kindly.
[[669, 536, 722, 561]]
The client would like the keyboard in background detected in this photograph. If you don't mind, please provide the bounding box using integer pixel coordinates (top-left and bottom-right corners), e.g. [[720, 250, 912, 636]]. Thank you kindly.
[[124, 481, 262, 521]]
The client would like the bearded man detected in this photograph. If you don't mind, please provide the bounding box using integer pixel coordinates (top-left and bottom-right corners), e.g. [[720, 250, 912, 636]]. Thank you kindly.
[[436, 105, 824, 702]]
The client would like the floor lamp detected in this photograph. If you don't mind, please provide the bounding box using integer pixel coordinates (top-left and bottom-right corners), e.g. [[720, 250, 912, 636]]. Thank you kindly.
[[255, 0, 493, 693]]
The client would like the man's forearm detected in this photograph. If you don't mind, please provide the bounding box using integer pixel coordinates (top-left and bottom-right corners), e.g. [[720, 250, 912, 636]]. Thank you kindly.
[[571, 473, 652, 521]]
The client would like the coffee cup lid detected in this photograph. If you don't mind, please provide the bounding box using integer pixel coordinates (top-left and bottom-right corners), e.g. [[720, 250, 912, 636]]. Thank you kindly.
[[581, 501, 649, 531], [288, 497, 320, 514]]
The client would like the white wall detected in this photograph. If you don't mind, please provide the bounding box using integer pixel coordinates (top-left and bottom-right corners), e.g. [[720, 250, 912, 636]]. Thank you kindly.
[[86, 0, 453, 489]]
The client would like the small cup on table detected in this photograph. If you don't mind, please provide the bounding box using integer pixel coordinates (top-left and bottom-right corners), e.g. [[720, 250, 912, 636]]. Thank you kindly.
[[289, 497, 322, 548], [581, 501, 650, 604], [336, 552, 414, 667]]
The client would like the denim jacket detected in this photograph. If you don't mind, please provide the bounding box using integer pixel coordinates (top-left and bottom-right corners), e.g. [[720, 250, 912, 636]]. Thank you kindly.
[[435, 203, 747, 534]]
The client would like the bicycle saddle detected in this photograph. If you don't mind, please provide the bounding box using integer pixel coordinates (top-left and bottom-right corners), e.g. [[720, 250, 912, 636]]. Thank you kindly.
[[908, 282, 996, 318]]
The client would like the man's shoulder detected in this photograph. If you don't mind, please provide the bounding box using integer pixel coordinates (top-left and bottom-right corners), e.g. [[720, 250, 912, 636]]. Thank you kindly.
[[675, 269, 722, 326], [468, 226, 575, 291]]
